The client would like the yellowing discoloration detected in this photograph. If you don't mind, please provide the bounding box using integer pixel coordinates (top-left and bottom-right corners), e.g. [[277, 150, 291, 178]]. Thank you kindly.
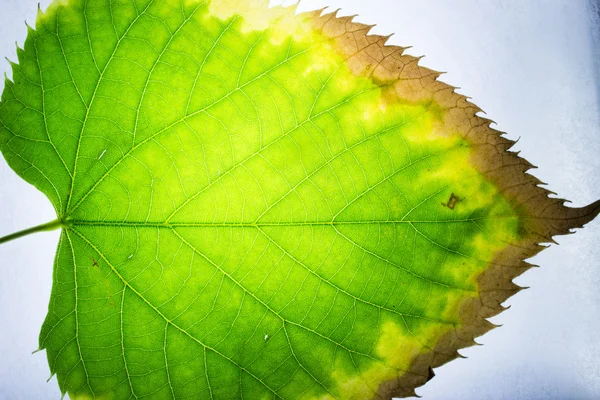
[[270, 10, 313, 44], [360, 99, 388, 121], [208, 0, 270, 31], [41, 0, 71, 19], [317, 321, 443, 400], [318, 365, 389, 400], [376, 321, 428, 369], [302, 44, 339, 77], [207, 0, 312, 42]]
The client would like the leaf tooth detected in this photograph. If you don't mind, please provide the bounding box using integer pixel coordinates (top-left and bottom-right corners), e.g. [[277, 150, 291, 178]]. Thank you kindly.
[[35, 3, 44, 27], [280, 0, 300, 14], [4, 56, 16, 67], [15, 46, 25, 64], [480, 302, 511, 319], [379, 32, 395, 46], [3, 59, 16, 88], [3, 72, 14, 87], [478, 282, 522, 314], [514, 154, 537, 171], [297, 6, 327, 20], [5, 57, 20, 85], [476, 317, 499, 336], [513, 283, 530, 292], [476, 115, 496, 127], [344, 13, 360, 23], [464, 98, 485, 115]]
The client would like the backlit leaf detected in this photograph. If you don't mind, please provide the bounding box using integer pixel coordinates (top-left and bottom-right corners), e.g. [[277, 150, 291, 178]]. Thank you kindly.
[[0, 0, 598, 398]]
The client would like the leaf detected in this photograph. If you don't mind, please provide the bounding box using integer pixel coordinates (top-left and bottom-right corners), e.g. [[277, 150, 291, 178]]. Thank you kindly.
[[0, 0, 598, 399]]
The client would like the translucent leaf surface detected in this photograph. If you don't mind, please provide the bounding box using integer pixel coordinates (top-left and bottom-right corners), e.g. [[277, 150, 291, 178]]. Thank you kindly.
[[0, 0, 598, 398]]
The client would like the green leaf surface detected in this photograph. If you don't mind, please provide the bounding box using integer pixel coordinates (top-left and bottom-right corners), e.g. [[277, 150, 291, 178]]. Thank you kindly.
[[0, 0, 598, 399]]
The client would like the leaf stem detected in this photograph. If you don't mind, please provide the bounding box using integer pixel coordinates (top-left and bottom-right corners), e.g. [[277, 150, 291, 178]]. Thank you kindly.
[[0, 219, 64, 245]]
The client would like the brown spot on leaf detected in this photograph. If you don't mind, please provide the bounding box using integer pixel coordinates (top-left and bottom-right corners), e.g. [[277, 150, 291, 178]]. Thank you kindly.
[[442, 192, 461, 210]]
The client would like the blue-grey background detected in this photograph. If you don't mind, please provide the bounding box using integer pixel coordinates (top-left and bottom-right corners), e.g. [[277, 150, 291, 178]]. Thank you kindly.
[[0, 0, 598, 398]]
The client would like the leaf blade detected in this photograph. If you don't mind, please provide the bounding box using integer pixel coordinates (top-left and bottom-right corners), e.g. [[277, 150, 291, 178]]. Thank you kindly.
[[1, 1, 598, 399]]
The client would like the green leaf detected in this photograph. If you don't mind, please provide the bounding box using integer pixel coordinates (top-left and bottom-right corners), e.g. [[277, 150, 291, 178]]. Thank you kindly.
[[0, 0, 598, 398]]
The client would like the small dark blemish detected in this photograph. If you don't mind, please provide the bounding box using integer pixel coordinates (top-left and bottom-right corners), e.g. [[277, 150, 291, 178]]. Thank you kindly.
[[442, 193, 461, 210], [426, 366, 435, 382], [92, 258, 99, 268]]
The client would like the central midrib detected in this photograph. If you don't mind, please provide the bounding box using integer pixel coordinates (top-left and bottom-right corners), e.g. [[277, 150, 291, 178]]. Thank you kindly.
[[64, 216, 514, 229]]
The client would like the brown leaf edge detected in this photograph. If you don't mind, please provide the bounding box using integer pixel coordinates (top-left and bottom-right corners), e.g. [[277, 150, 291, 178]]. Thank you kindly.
[[294, 6, 600, 399]]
